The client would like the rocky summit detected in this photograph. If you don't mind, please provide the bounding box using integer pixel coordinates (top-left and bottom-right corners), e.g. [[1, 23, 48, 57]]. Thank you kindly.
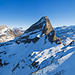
[[17, 16, 61, 44]]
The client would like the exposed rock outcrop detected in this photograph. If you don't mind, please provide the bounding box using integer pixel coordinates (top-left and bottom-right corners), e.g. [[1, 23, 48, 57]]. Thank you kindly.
[[16, 16, 61, 44], [42, 16, 53, 35]]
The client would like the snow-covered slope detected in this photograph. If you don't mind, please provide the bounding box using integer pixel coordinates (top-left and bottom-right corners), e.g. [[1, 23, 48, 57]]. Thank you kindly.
[[0, 24, 8, 35], [0, 17, 75, 75], [0, 24, 15, 43]]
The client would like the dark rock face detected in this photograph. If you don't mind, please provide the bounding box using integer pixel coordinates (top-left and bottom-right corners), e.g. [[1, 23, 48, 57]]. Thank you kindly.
[[25, 16, 53, 35], [0, 59, 9, 67], [16, 16, 61, 44], [42, 16, 53, 35], [69, 40, 75, 46], [40, 16, 59, 43], [25, 17, 46, 33], [47, 30, 57, 43]]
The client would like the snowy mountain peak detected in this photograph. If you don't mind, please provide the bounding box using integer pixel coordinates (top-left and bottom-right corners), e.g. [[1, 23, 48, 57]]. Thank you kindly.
[[18, 16, 61, 44], [25, 16, 52, 34], [0, 25, 26, 43], [0, 24, 8, 30], [25, 16, 53, 36], [0, 25, 15, 43]]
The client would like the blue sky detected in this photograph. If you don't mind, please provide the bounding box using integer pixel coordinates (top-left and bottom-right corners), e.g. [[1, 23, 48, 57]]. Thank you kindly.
[[0, 0, 75, 29]]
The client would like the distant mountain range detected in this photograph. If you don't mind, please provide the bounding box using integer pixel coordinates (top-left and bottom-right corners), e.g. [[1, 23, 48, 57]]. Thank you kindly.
[[0, 17, 75, 75], [12, 27, 26, 37], [0, 24, 25, 43]]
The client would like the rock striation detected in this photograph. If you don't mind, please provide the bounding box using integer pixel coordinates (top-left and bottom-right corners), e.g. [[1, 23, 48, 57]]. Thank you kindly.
[[16, 16, 61, 44]]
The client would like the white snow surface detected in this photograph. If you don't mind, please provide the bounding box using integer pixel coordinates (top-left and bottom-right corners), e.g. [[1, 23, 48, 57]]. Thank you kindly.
[[0, 27, 8, 35]]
